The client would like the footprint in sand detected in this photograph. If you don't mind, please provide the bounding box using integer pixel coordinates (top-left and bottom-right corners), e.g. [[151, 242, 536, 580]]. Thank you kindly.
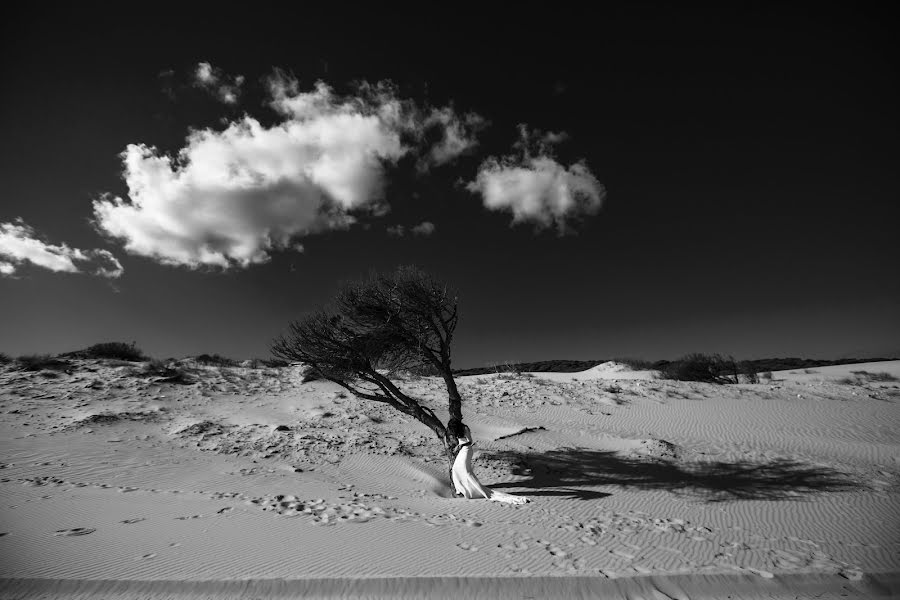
[[174, 515, 202, 520], [120, 518, 146, 524], [135, 553, 156, 560], [54, 528, 96, 536], [216, 507, 233, 514]]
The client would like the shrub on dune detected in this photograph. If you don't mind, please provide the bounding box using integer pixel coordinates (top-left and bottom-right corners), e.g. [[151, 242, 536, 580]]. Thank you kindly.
[[136, 359, 194, 384], [658, 353, 739, 384], [194, 354, 240, 367], [839, 371, 899, 384], [15, 354, 71, 372], [79, 341, 146, 362]]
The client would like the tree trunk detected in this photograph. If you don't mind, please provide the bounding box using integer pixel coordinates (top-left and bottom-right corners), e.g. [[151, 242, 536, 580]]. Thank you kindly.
[[441, 375, 463, 422]]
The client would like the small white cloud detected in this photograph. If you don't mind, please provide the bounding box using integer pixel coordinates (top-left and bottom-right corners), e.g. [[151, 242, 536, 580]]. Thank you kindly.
[[95, 74, 482, 269], [195, 62, 217, 85], [467, 125, 605, 232], [0, 220, 123, 278], [411, 221, 435, 236], [193, 61, 243, 105], [386, 224, 405, 237]]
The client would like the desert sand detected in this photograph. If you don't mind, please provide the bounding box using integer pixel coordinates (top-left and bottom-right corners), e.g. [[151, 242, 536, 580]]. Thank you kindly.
[[1, 359, 898, 598]]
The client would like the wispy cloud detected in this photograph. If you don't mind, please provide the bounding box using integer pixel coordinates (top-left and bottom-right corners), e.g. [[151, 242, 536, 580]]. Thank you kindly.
[[193, 61, 244, 105], [467, 125, 605, 232], [418, 107, 486, 171], [0, 220, 123, 278], [94, 73, 480, 269], [386, 221, 435, 237]]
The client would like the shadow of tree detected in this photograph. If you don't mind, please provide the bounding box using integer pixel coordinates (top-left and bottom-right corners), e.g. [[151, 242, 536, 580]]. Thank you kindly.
[[488, 448, 859, 502]]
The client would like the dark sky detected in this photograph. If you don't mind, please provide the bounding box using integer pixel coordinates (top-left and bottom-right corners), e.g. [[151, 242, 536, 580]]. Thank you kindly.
[[1, 4, 898, 367]]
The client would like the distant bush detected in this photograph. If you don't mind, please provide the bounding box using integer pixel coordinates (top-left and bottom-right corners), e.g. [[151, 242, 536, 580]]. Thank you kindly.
[[407, 363, 441, 377], [738, 360, 759, 384], [761, 371, 773, 380], [658, 353, 738, 384], [496, 371, 533, 381], [848, 370, 899, 383], [492, 361, 521, 375], [80, 342, 146, 361], [612, 357, 656, 370], [15, 354, 71, 372], [136, 360, 194, 384], [243, 357, 290, 369], [0, 353, 11, 364], [195, 354, 239, 367], [261, 358, 289, 368]]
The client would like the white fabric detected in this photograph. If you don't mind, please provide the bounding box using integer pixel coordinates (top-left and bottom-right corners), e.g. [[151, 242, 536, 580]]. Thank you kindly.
[[451, 427, 529, 505]]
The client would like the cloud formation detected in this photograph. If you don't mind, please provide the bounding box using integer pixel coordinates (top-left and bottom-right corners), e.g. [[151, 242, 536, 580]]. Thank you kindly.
[[467, 125, 605, 232], [193, 62, 244, 105], [94, 74, 480, 269], [0, 220, 123, 278]]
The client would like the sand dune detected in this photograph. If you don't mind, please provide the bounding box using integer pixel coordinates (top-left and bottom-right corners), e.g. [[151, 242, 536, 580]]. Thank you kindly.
[[1, 359, 898, 598]]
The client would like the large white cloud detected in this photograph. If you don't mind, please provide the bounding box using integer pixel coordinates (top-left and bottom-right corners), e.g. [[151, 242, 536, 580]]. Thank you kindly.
[[467, 126, 605, 231], [94, 75, 481, 269], [0, 220, 123, 278]]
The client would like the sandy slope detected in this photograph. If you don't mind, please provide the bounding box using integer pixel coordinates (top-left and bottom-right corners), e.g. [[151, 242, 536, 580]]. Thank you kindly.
[[1, 359, 898, 598]]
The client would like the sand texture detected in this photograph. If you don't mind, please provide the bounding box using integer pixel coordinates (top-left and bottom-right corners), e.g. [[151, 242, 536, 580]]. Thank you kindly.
[[1, 359, 898, 598]]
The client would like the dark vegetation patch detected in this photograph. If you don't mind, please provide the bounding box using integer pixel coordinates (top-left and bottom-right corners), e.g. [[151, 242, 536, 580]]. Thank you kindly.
[[254, 358, 289, 368], [0, 353, 11, 364], [15, 354, 71, 372], [194, 354, 240, 367], [63, 342, 146, 362], [657, 354, 742, 384], [134, 360, 195, 384], [837, 371, 899, 385]]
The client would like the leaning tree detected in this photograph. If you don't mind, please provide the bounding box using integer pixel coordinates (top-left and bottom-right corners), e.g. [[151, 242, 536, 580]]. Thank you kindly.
[[271, 266, 467, 486]]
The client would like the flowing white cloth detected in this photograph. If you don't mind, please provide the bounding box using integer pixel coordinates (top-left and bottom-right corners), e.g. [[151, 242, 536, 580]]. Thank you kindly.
[[451, 429, 529, 505]]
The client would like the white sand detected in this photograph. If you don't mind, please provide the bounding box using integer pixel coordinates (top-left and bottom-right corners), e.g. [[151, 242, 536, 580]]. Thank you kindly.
[[1, 359, 898, 598]]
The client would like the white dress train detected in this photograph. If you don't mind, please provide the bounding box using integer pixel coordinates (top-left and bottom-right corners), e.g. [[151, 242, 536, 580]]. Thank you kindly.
[[451, 428, 529, 505]]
